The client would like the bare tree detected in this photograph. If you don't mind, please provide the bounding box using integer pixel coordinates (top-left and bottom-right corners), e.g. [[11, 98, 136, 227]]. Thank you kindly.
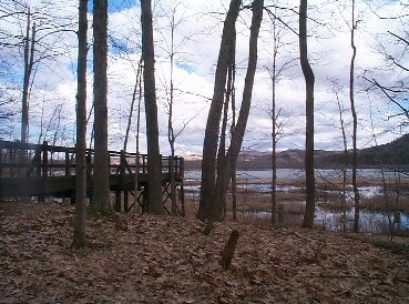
[[213, 0, 264, 220], [93, 0, 110, 211], [141, 0, 163, 214], [265, 6, 295, 225], [363, 28, 409, 124], [197, 0, 242, 221], [0, 1, 77, 143], [165, 6, 180, 215], [268, 7, 279, 226], [299, 0, 316, 228], [230, 68, 237, 221], [21, 9, 35, 143], [72, 0, 88, 249], [217, 51, 234, 219], [330, 79, 348, 231], [123, 55, 143, 152], [157, 3, 201, 216], [349, 0, 360, 233], [198, 0, 264, 221], [266, 65, 287, 225], [134, 63, 143, 212]]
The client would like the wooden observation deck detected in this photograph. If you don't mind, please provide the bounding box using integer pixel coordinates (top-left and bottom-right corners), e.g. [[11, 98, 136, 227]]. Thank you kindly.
[[0, 140, 185, 215]]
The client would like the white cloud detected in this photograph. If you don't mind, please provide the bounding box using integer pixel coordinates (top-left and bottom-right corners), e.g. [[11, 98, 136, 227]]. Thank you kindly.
[[0, 0, 407, 156]]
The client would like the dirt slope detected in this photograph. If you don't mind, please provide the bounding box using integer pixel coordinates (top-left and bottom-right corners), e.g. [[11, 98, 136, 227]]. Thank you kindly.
[[1, 202, 408, 303]]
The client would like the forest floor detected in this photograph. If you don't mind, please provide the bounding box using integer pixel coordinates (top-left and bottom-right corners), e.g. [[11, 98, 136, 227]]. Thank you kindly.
[[1, 201, 409, 304]]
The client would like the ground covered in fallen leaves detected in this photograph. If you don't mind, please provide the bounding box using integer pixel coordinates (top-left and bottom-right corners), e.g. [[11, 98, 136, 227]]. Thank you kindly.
[[1, 202, 409, 304]]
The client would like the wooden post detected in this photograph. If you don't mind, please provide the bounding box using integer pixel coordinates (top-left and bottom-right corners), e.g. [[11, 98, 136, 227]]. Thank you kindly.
[[142, 154, 146, 174], [179, 158, 185, 216], [65, 151, 71, 176], [278, 204, 284, 224], [35, 148, 41, 178], [0, 148, 3, 178], [115, 150, 126, 212], [9, 147, 13, 177], [179, 157, 184, 176], [159, 154, 164, 210], [143, 185, 148, 213], [115, 191, 121, 212], [124, 191, 129, 212], [180, 183, 185, 217], [39, 141, 48, 201], [133, 151, 140, 213], [122, 151, 129, 211], [86, 149, 93, 204], [42, 141, 48, 177]]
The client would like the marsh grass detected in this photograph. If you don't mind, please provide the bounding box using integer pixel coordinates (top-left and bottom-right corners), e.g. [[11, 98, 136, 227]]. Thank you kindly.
[[361, 194, 409, 213], [182, 178, 409, 235]]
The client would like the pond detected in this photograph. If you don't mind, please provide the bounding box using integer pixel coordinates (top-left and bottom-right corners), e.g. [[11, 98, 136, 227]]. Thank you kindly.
[[250, 205, 409, 234], [184, 169, 409, 233], [184, 169, 404, 182]]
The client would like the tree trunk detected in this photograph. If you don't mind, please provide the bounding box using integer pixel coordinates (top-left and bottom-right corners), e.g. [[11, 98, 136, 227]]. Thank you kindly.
[[350, 0, 360, 233], [230, 58, 237, 222], [21, 10, 35, 144], [168, 14, 177, 215], [270, 26, 278, 225], [213, 0, 264, 220], [216, 51, 235, 219], [299, 0, 316, 228], [271, 72, 277, 225], [197, 0, 242, 221], [123, 56, 143, 152], [72, 0, 88, 249], [93, 0, 110, 211], [134, 62, 143, 212], [216, 79, 230, 219], [141, 0, 163, 214], [334, 82, 348, 232]]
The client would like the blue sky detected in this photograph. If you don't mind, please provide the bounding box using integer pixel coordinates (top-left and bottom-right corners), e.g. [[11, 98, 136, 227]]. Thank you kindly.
[[0, 0, 407, 154], [88, 0, 138, 13]]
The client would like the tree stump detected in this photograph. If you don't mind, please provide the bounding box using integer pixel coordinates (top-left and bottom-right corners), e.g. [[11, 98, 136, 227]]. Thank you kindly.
[[220, 229, 239, 270]]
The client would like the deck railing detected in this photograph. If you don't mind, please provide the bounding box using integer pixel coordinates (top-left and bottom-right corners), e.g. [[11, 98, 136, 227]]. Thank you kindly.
[[0, 140, 184, 179]]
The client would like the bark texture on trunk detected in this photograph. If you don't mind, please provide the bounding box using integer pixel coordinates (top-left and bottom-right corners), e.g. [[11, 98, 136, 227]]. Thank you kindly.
[[168, 15, 177, 215], [270, 17, 278, 224], [198, 0, 264, 221], [73, 0, 88, 249], [334, 84, 348, 231], [21, 10, 35, 144], [141, 0, 164, 214], [93, 0, 110, 211], [197, 0, 242, 221], [271, 70, 277, 225], [123, 56, 143, 152], [134, 63, 143, 211], [216, 60, 232, 219], [230, 58, 237, 222], [213, 0, 264, 220], [299, 0, 316, 228], [350, 0, 360, 233]]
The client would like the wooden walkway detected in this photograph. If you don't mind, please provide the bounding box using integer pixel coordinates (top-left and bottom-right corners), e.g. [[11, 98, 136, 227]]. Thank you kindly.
[[0, 140, 185, 215]]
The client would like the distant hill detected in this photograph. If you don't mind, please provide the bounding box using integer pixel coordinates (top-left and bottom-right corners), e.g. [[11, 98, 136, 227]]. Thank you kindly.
[[184, 134, 409, 170]]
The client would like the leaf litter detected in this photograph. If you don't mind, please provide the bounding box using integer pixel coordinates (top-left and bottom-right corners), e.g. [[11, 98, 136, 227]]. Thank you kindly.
[[1, 201, 409, 303]]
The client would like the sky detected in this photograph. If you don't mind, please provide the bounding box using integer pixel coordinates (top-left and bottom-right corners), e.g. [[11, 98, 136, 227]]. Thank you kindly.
[[0, 0, 408, 156]]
